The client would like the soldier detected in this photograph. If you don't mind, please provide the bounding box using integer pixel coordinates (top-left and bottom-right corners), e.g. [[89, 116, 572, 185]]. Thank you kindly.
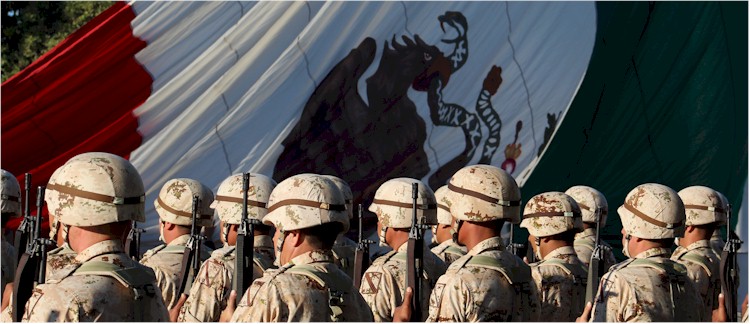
[[584, 183, 703, 322], [671, 186, 725, 320], [18, 152, 169, 321], [139, 178, 215, 310], [227, 173, 373, 321], [359, 177, 446, 322], [410, 165, 540, 322], [521, 191, 587, 322], [323, 175, 358, 279], [430, 185, 466, 265], [565, 186, 617, 270], [0, 170, 20, 296], [177, 173, 276, 322]]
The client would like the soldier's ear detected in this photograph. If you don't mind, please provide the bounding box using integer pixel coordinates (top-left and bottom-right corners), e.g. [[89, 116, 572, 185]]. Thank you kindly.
[[289, 230, 305, 247]]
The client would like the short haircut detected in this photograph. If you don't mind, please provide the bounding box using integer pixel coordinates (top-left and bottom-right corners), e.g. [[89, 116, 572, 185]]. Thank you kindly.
[[300, 222, 344, 250]]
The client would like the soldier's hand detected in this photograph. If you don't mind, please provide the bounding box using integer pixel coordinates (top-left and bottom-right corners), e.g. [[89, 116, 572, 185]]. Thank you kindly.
[[169, 294, 188, 322], [219, 290, 238, 322], [393, 287, 413, 322], [1, 283, 12, 311], [713, 293, 727, 322], [576, 302, 592, 322], [742, 294, 748, 319], [523, 256, 529, 265]]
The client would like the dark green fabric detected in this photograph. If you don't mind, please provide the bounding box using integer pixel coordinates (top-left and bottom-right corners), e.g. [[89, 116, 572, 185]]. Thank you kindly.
[[520, 2, 747, 260]]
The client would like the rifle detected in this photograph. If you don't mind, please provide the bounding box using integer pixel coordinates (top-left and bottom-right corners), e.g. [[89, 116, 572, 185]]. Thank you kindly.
[[353, 204, 373, 289], [585, 207, 609, 304], [176, 196, 204, 298], [406, 183, 425, 321], [720, 203, 742, 321], [234, 173, 259, 305], [506, 224, 525, 258], [14, 173, 33, 263], [124, 220, 145, 261], [12, 186, 53, 322]]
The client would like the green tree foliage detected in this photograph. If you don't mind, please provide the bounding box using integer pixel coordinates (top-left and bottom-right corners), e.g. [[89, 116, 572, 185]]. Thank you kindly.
[[1, 1, 113, 82]]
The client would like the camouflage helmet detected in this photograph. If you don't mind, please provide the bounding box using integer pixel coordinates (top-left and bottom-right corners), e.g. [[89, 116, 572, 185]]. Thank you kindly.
[[678, 186, 728, 226], [1, 169, 21, 216], [210, 173, 276, 224], [448, 165, 521, 223], [45, 152, 145, 227], [434, 185, 453, 226], [154, 178, 215, 227], [321, 175, 353, 220], [369, 177, 437, 228], [263, 174, 349, 233], [618, 183, 685, 239], [520, 192, 583, 237], [565, 185, 608, 226]]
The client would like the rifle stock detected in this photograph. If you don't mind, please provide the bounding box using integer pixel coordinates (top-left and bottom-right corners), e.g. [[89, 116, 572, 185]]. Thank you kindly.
[[12, 185, 51, 322], [14, 173, 32, 263], [177, 196, 203, 297], [406, 183, 423, 321], [720, 203, 742, 322], [353, 204, 373, 289], [234, 173, 255, 305], [125, 221, 145, 261]]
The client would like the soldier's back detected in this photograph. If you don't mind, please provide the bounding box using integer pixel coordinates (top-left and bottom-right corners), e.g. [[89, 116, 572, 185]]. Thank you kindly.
[[232, 250, 373, 322], [23, 250, 168, 322], [332, 235, 357, 279], [592, 254, 703, 322], [530, 246, 587, 322], [1, 239, 16, 290], [428, 243, 539, 322], [359, 245, 446, 321], [671, 240, 721, 320]]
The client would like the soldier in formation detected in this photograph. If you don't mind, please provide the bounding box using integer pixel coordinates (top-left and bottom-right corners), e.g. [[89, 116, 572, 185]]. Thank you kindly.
[[325, 175, 359, 280], [226, 173, 373, 321], [1, 170, 20, 297], [139, 178, 216, 309], [358, 178, 446, 322], [671, 185, 725, 320], [520, 191, 587, 322], [429, 185, 467, 266], [565, 185, 617, 270], [584, 183, 704, 321], [15, 152, 170, 321], [177, 173, 276, 322]]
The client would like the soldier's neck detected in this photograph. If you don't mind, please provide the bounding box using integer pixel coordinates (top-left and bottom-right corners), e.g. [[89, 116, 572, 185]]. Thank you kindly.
[[539, 239, 570, 259], [457, 221, 497, 251], [679, 226, 712, 248]]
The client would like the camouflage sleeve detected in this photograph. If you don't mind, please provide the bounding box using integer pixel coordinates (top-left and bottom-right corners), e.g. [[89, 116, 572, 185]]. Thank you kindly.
[[23, 286, 85, 322], [151, 266, 179, 310], [428, 272, 470, 322], [592, 271, 633, 322], [178, 259, 231, 322], [230, 277, 282, 322], [524, 270, 542, 321], [358, 266, 396, 322]]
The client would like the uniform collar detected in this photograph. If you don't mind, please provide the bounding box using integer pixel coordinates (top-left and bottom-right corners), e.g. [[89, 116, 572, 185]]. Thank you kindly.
[[75, 239, 124, 263], [543, 245, 577, 260], [575, 228, 596, 239], [468, 236, 504, 256], [289, 249, 335, 266], [168, 234, 191, 246], [684, 239, 712, 251], [633, 247, 671, 259]]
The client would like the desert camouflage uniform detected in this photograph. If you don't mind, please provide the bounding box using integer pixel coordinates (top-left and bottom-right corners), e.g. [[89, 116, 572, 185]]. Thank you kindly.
[[139, 233, 214, 309], [20, 239, 169, 322], [574, 228, 618, 269], [1, 239, 15, 291], [359, 243, 446, 322], [177, 235, 274, 322], [332, 235, 357, 279], [45, 244, 77, 279], [591, 247, 703, 322], [671, 239, 721, 320], [710, 229, 726, 259], [430, 239, 467, 266], [231, 250, 373, 322], [427, 236, 540, 322], [530, 245, 587, 322]]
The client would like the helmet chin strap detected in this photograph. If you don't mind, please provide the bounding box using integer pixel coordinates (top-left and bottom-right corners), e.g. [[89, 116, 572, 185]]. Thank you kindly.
[[534, 237, 542, 261], [222, 223, 231, 245], [451, 220, 463, 244], [62, 224, 71, 247], [378, 226, 389, 247], [622, 234, 632, 258], [274, 230, 286, 267]]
